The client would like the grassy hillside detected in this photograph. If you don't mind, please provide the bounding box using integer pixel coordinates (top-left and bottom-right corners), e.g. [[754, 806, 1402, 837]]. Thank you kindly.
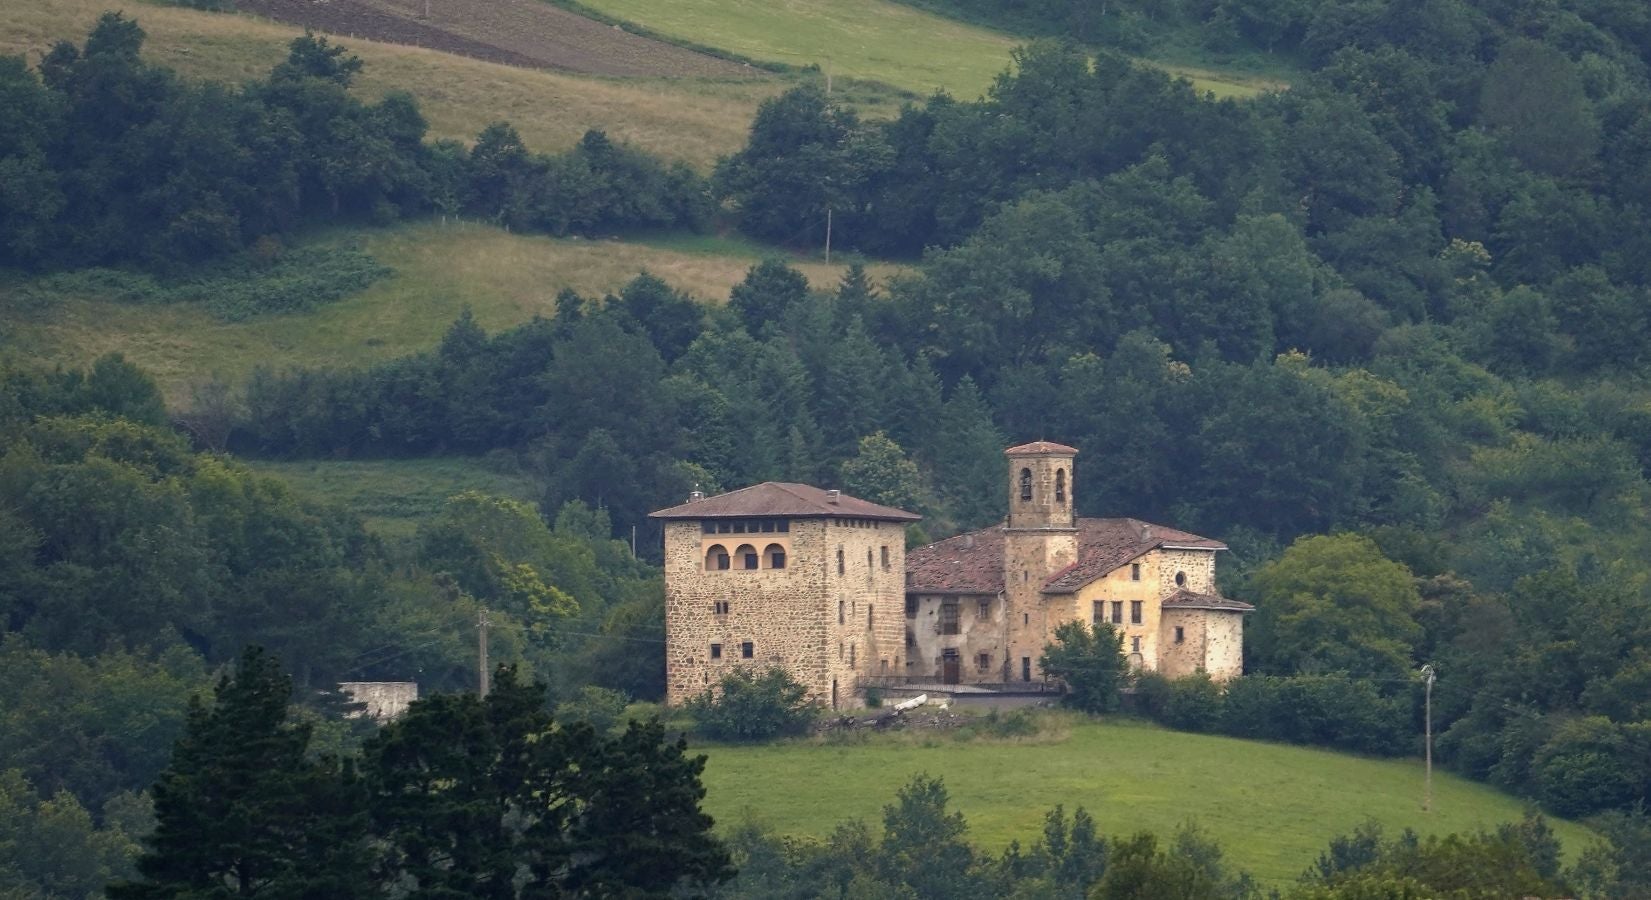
[[698, 716, 1594, 886], [567, 0, 1285, 98], [2, 222, 905, 405], [249, 456, 542, 538], [0, 0, 778, 168]]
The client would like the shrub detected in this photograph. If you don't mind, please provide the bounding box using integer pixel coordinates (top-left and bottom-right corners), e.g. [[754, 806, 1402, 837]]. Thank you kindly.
[[686, 668, 813, 743], [1162, 672, 1224, 732], [556, 685, 630, 734]]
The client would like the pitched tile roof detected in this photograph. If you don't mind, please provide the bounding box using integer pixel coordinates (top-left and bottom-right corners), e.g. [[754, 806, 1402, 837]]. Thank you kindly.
[[1042, 520, 1225, 593], [1161, 588, 1254, 612], [905, 518, 1225, 595], [904, 527, 1006, 594], [1005, 440, 1079, 455], [649, 482, 921, 522]]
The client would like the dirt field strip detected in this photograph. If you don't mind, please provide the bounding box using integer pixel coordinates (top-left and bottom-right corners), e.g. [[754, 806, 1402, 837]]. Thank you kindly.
[[239, 0, 764, 79]]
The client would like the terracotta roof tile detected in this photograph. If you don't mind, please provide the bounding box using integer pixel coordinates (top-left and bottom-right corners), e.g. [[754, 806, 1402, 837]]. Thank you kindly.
[[1005, 441, 1079, 455], [650, 482, 920, 522], [1161, 588, 1254, 612], [1042, 520, 1225, 593], [904, 528, 1006, 594], [906, 518, 1225, 595]]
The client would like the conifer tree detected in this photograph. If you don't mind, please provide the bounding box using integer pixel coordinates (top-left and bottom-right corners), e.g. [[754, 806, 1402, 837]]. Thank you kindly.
[[110, 646, 373, 899]]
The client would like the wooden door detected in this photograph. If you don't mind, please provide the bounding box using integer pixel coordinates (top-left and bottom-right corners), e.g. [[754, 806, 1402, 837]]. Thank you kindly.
[[942, 651, 961, 684]]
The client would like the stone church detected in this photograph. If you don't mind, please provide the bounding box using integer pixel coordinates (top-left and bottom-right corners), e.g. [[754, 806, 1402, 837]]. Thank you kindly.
[[651, 441, 1250, 708]]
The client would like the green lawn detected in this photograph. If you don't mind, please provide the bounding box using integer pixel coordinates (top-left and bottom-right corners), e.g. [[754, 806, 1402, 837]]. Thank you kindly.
[[696, 716, 1594, 886], [569, 0, 1283, 98], [248, 456, 543, 539]]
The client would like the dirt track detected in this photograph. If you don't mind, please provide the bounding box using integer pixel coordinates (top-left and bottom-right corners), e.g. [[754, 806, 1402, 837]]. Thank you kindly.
[[239, 0, 764, 79]]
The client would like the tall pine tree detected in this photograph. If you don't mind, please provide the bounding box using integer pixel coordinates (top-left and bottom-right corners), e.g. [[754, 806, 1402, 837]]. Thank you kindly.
[[110, 646, 373, 899]]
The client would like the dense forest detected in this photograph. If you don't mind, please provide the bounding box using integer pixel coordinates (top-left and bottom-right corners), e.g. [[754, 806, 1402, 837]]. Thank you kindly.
[[5, 0, 1651, 894]]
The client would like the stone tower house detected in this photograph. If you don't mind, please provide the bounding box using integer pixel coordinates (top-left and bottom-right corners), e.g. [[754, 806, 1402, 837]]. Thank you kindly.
[[650, 484, 919, 708]]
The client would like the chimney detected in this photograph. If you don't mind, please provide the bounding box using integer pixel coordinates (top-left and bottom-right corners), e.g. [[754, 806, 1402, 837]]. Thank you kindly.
[[1138, 523, 1152, 542], [825, 489, 841, 503], [687, 490, 705, 502]]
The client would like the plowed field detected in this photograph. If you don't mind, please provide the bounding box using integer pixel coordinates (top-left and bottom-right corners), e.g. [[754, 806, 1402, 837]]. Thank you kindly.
[[239, 0, 763, 79]]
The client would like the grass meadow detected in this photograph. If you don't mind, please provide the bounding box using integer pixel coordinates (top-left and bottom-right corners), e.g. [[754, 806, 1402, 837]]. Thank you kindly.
[[696, 714, 1595, 887], [1, 221, 905, 405], [248, 456, 542, 539], [0, 0, 779, 168], [571, 0, 1286, 98]]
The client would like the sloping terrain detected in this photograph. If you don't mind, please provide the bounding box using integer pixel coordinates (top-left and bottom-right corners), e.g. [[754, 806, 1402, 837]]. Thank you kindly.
[[3, 222, 904, 405], [568, 0, 1284, 97], [239, 0, 763, 79], [0, 0, 777, 167], [699, 717, 1595, 886]]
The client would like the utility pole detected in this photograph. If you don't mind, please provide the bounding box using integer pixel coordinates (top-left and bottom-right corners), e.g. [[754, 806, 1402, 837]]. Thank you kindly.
[[478, 608, 491, 698], [1421, 663, 1436, 812], [825, 57, 833, 265]]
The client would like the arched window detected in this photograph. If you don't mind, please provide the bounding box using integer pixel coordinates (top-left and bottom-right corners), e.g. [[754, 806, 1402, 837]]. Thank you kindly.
[[735, 544, 758, 570], [1055, 468, 1066, 504], [763, 543, 786, 569], [705, 544, 730, 571], [1019, 467, 1033, 501]]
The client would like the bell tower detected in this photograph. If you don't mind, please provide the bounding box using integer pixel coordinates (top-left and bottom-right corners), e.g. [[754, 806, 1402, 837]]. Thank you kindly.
[[1002, 441, 1079, 682], [1006, 441, 1077, 530]]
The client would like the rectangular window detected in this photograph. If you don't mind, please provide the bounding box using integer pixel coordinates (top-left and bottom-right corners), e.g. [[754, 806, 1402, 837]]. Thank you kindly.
[[977, 652, 991, 671], [837, 547, 845, 575], [777, 520, 789, 532], [1130, 601, 1143, 625], [1131, 636, 1141, 652], [881, 546, 890, 570], [906, 595, 918, 618], [940, 601, 961, 635], [741, 642, 754, 659], [702, 521, 715, 534], [713, 601, 730, 615], [868, 605, 874, 626], [1131, 563, 1141, 581], [743, 551, 759, 570], [1021, 657, 1032, 681], [760, 521, 774, 533], [1092, 601, 1103, 624], [838, 600, 845, 625], [849, 644, 856, 668], [733, 522, 746, 534], [717, 522, 731, 534], [1111, 601, 1123, 624], [978, 599, 991, 620], [1174, 626, 1185, 644], [710, 643, 722, 659]]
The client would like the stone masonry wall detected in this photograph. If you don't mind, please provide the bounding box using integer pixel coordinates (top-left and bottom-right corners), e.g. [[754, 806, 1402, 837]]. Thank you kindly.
[[907, 593, 1005, 683], [1202, 610, 1244, 680], [1157, 609, 1206, 678], [663, 517, 905, 708], [1005, 528, 1078, 682]]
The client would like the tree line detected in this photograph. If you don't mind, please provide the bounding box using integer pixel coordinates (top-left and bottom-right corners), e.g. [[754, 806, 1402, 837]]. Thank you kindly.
[[0, 15, 708, 273]]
